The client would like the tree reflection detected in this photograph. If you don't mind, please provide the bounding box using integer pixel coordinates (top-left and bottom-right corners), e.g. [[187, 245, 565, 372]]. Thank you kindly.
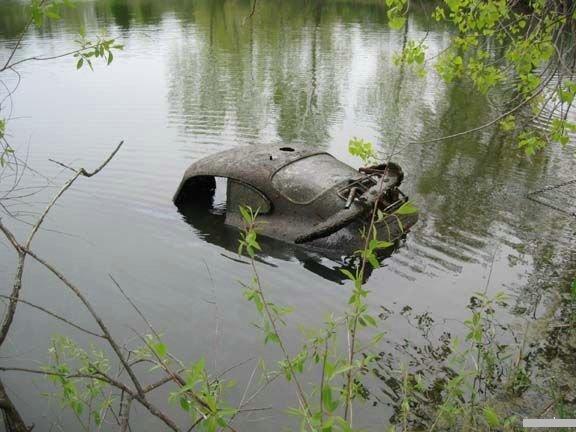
[[0, 0, 573, 297]]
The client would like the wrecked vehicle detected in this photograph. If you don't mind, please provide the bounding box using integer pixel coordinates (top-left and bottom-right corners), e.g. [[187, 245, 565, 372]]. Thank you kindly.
[[173, 145, 417, 256]]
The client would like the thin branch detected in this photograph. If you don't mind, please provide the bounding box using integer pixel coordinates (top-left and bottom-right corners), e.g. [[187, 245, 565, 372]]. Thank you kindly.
[[119, 395, 133, 432], [0, 366, 181, 432], [1, 13, 35, 72], [388, 66, 558, 158], [48, 158, 78, 173], [243, 0, 258, 25], [0, 378, 30, 432], [0, 141, 123, 348], [23, 247, 146, 397], [142, 375, 175, 394], [0, 366, 124, 389], [344, 197, 382, 421], [249, 258, 312, 419], [0, 221, 21, 251], [4, 45, 104, 72], [214, 357, 254, 383], [79, 141, 123, 177], [128, 329, 212, 414], [109, 274, 160, 340], [0, 294, 103, 338]]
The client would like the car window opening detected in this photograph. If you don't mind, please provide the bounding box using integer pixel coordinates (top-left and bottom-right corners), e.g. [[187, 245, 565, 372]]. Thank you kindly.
[[176, 176, 270, 215]]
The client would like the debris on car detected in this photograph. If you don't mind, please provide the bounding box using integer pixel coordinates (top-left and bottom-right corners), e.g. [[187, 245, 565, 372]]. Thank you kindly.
[[173, 145, 418, 255]]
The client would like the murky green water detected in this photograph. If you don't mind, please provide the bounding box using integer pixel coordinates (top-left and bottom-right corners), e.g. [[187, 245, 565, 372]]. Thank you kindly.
[[0, 0, 574, 430]]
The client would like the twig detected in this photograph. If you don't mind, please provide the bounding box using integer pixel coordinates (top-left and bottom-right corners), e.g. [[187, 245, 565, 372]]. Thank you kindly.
[[48, 159, 78, 173], [4, 45, 108, 72], [387, 66, 557, 158], [343, 173, 387, 422], [1, 366, 180, 432], [0, 378, 30, 432], [319, 337, 329, 429], [0, 294, 102, 338], [0, 6, 37, 73], [0, 141, 123, 347], [214, 357, 254, 383], [249, 258, 312, 420], [0, 142, 187, 430], [119, 395, 133, 432], [128, 329, 215, 417], [243, 0, 258, 24], [23, 247, 146, 396], [109, 274, 160, 340]]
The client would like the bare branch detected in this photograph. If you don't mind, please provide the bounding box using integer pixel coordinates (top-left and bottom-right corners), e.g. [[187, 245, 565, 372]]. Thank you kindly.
[[3, 45, 112, 73], [0, 366, 181, 432], [109, 274, 160, 340], [23, 247, 146, 396], [0, 378, 30, 432], [48, 158, 78, 173], [0, 141, 124, 348], [0, 294, 102, 338], [243, 0, 258, 24], [119, 394, 133, 432], [79, 141, 123, 177]]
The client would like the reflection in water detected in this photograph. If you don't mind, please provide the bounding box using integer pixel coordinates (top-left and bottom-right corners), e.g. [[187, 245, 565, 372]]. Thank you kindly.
[[175, 192, 407, 285], [0, 0, 574, 430], [165, 0, 354, 151]]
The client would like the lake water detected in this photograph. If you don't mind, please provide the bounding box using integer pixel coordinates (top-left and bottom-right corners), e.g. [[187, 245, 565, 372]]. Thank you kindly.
[[0, 0, 575, 430]]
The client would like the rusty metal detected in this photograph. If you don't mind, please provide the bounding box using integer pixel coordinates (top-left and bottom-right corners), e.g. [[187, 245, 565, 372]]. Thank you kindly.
[[173, 145, 418, 254], [345, 187, 358, 209]]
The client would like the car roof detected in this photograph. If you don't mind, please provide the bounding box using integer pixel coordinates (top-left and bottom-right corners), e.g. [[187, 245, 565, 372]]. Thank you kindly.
[[174, 145, 361, 201]]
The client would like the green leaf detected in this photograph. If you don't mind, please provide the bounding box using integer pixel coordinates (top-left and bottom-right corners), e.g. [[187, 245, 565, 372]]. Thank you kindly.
[[72, 400, 84, 415], [339, 268, 356, 282], [45, 8, 61, 20], [483, 406, 501, 428], [31, 7, 43, 28], [330, 364, 354, 380], [76, 57, 83, 69], [348, 137, 377, 164], [153, 342, 167, 358], [499, 115, 516, 132], [367, 253, 380, 269], [363, 314, 377, 327], [369, 239, 393, 251], [371, 332, 385, 345], [239, 205, 251, 223], [322, 386, 335, 413], [264, 332, 280, 345], [93, 411, 102, 426], [179, 397, 191, 411], [107, 51, 113, 65], [389, 16, 406, 29], [395, 201, 418, 215]]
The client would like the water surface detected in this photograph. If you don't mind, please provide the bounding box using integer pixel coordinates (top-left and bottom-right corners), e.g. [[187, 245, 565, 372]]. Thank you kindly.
[[0, 0, 574, 430]]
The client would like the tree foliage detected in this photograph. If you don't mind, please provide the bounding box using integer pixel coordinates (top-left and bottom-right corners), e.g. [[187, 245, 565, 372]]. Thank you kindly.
[[0, 0, 122, 169], [391, 0, 576, 154]]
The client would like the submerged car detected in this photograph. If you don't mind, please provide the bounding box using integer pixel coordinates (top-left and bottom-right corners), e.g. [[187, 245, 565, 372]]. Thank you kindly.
[[173, 145, 417, 256]]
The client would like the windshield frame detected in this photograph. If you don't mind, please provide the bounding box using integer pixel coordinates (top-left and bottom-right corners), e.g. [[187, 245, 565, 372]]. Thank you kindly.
[[270, 153, 357, 205]]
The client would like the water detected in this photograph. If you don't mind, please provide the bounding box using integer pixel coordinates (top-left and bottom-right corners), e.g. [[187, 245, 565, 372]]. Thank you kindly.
[[0, 0, 574, 430]]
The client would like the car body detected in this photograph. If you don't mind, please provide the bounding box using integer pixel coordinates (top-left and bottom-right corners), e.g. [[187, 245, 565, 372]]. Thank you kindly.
[[173, 145, 417, 256]]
